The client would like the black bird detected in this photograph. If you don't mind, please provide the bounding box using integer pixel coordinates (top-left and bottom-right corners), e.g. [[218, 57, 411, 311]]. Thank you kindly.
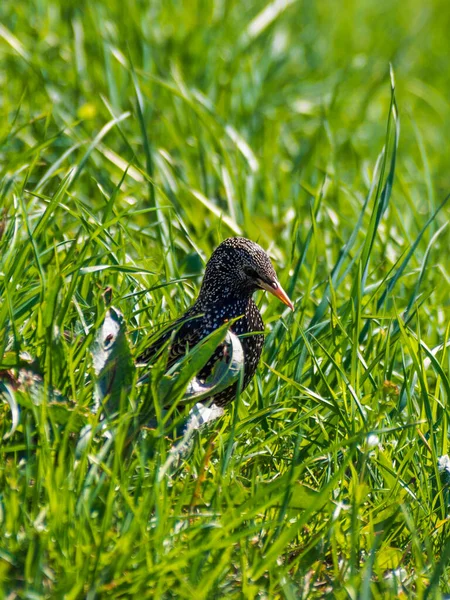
[[138, 237, 294, 407]]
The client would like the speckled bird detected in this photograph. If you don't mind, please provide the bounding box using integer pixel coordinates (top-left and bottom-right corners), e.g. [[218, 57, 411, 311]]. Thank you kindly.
[[138, 237, 294, 407]]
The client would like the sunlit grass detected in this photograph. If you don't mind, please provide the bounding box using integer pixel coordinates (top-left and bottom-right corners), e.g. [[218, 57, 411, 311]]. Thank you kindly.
[[0, 0, 449, 597]]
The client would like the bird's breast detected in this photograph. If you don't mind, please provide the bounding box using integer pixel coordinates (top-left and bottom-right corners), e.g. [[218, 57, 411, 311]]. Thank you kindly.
[[201, 297, 263, 333], [204, 298, 264, 380]]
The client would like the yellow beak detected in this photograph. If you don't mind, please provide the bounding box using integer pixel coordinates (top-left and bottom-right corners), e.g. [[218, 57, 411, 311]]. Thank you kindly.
[[258, 279, 294, 311]]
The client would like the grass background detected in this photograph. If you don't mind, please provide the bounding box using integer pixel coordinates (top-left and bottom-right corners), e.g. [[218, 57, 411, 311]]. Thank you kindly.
[[1, 0, 450, 597]]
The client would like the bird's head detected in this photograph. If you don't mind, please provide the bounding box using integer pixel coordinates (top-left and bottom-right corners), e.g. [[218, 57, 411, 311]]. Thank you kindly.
[[199, 237, 294, 310]]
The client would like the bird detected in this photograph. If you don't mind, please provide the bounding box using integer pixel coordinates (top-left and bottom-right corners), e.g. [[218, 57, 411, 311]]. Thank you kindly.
[[138, 237, 294, 407]]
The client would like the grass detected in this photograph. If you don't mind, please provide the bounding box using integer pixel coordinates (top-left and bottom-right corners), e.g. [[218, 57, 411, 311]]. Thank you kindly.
[[1, 0, 450, 597]]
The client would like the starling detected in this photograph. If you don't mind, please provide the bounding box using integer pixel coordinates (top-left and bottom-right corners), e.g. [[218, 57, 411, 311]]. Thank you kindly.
[[139, 237, 293, 407]]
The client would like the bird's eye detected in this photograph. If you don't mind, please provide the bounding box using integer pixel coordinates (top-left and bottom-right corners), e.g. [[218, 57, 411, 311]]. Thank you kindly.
[[243, 266, 258, 279]]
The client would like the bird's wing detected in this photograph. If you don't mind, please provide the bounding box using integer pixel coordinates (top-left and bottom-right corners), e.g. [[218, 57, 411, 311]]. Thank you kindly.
[[137, 309, 205, 368]]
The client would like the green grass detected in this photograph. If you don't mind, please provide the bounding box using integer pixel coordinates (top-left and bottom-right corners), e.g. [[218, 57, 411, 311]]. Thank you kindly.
[[1, 0, 450, 597]]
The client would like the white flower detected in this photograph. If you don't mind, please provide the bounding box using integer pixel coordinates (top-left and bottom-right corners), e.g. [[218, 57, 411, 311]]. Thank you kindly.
[[367, 434, 380, 448], [438, 455, 450, 475], [384, 568, 408, 585]]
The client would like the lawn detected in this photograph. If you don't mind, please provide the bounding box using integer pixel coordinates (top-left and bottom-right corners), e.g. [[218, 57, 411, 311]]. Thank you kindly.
[[1, 0, 449, 597]]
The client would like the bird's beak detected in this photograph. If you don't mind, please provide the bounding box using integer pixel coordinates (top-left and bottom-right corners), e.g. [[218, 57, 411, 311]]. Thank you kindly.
[[258, 279, 294, 311]]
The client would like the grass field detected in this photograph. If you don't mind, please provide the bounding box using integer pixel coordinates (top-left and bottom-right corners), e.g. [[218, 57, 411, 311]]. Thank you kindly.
[[1, 0, 450, 597]]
